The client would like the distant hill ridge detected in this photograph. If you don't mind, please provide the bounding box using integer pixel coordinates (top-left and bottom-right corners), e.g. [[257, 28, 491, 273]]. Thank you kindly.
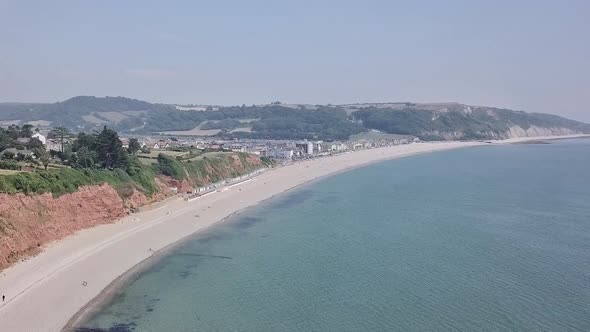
[[0, 96, 588, 140]]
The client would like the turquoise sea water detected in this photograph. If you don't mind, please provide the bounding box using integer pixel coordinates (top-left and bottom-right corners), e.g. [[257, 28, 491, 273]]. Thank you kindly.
[[78, 139, 590, 331]]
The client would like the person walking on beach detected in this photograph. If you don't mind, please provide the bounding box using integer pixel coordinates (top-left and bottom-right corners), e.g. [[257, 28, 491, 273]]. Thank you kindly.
[[2, 294, 5, 301]]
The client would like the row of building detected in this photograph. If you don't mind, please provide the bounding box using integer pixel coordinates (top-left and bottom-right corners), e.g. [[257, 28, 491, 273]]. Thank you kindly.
[[128, 135, 419, 161], [6, 129, 418, 162]]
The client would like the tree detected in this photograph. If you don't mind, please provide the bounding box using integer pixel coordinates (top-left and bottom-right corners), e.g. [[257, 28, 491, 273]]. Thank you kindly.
[[26, 137, 44, 150], [2, 151, 15, 160], [72, 132, 97, 152], [20, 124, 34, 138], [33, 148, 50, 170], [52, 127, 71, 153], [6, 125, 20, 140], [127, 138, 141, 155], [96, 126, 128, 169], [75, 146, 97, 168]]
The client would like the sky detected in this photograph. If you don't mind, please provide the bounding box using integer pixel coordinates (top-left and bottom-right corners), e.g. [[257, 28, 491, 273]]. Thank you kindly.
[[0, 0, 589, 121]]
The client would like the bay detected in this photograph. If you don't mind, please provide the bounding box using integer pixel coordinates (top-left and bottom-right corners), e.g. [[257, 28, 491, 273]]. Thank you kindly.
[[78, 139, 590, 331]]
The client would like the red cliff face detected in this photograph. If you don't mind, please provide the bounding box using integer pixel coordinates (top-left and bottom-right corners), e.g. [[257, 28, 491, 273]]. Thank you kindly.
[[0, 153, 265, 271], [0, 184, 128, 270]]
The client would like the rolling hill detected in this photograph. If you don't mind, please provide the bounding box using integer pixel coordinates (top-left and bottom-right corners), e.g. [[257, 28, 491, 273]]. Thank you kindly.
[[0, 97, 588, 141]]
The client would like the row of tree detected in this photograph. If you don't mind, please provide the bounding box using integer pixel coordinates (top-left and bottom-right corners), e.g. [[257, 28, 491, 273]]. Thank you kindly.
[[67, 127, 141, 169], [0, 123, 145, 171]]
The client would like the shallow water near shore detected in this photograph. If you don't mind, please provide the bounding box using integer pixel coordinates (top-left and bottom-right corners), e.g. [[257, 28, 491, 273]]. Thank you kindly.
[[76, 139, 590, 331]]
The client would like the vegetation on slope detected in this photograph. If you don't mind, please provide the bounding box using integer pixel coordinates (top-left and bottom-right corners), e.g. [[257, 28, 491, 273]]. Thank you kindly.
[[145, 105, 366, 140], [0, 152, 265, 197], [352, 106, 590, 140], [0, 96, 174, 130], [0, 126, 267, 197], [1, 96, 589, 140]]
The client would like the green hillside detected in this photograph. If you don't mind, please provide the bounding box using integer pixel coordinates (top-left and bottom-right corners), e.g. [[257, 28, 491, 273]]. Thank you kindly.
[[1, 97, 588, 141]]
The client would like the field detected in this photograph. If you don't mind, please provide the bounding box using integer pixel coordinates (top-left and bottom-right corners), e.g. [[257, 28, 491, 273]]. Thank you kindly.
[[138, 150, 187, 158], [158, 119, 258, 136], [137, 149, 196, 165], [158, 123, 221, 136]]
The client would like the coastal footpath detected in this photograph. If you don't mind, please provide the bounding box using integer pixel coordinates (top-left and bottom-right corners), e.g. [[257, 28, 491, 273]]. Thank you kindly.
[[0, 136, 586, 331]]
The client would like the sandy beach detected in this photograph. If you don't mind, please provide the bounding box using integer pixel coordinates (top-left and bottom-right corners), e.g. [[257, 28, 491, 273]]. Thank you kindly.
[[0, 136, 586, 331]]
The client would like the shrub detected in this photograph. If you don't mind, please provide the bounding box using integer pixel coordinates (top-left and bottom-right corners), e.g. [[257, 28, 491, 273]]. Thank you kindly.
[[156, 154, 185, 180], [0, 160, 21, 170]]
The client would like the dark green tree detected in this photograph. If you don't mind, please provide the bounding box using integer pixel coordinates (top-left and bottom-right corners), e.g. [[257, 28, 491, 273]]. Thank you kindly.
[[72, 132, 97, 152], [127, 138, 141, 155], [96, 126, 128, 169], [2, 151, 15, 160], [75, 146, 97, 168], [6, 125, 20, 140], [20, 124, 34, 138], [26, 137, 45, 150]]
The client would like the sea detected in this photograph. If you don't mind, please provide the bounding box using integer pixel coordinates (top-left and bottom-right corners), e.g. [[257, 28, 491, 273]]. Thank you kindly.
[[76, 139, 590, 331]]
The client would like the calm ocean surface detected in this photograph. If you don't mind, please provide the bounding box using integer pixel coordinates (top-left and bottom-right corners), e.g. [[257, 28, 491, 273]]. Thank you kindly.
[[79, 139, 590, 331]]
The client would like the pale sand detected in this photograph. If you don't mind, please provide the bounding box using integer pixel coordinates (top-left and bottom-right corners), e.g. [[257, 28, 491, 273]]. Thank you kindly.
[[0, 136, 585, 331]]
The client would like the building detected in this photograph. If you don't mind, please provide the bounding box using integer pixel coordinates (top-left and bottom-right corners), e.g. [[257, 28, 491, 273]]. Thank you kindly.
[[227, 143, 246, 152], [32, 132, 47, 145], [269, 149, 294, 159], [120, 138, 129, 148], [46, 139, 63, 152], [295, 141, 314, 155], [329, 142, 348, 152], [314, 141, 323, 154]]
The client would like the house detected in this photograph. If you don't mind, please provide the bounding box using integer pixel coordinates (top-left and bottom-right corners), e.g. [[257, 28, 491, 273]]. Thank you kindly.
[[159, 140, 171, 149], [269, 149, 294, 159], [226, 143, 246, 152], [120, 138, 129, 148], [295, 141, 314, 155], [46, 139, 63, 152], [32, 132, 47, 145]]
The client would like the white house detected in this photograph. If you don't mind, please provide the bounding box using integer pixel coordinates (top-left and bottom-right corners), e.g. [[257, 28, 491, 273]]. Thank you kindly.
[[32, 132, 47, 145]]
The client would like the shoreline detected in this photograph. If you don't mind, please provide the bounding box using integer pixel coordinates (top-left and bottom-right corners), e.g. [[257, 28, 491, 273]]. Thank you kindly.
[[66, 141, 482, 329], [0, 135, 586, 331]]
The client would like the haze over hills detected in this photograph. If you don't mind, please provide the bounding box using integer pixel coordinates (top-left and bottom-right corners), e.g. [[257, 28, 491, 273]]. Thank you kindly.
[[0, 96, 588, 141]]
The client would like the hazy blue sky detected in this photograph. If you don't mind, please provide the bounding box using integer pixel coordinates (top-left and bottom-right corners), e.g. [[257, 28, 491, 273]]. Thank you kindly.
[[1, 1, 588, 121]]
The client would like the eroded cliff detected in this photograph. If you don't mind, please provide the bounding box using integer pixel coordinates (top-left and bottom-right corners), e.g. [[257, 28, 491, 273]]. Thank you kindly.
[[0, 152, 267, 270]]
